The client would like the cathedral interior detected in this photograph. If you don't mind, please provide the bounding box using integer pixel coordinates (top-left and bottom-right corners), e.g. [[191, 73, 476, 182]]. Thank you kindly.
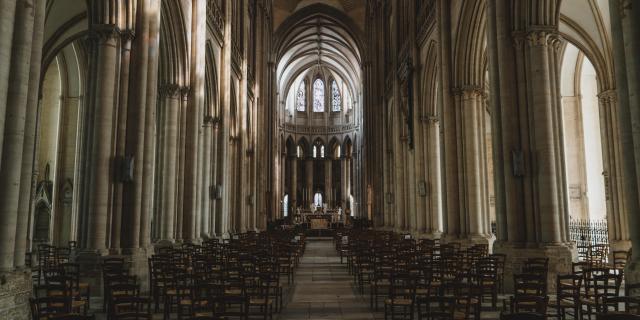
[[0, 0, 640, 319]]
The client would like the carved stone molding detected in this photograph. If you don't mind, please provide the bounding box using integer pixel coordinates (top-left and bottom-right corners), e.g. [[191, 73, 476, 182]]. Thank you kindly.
[[598, 90, 618, 104], [452, 85, 484, 99], [420, 115, 440, 124], [180, 86, 191, 99], [158, 84, 181, 98], [207, 0, 225, 44], [88, 24, 121, 42], [281, 123, 359, 135]]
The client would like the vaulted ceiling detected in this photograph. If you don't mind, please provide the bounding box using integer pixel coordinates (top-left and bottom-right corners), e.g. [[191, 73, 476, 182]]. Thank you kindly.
[[273, 0, 365, 31]]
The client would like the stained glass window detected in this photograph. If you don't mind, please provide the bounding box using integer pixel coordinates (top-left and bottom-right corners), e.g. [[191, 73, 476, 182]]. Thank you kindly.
[[313, 78, 325, 112], [331, 80, 341, 111], [296, 81, 306, 111]]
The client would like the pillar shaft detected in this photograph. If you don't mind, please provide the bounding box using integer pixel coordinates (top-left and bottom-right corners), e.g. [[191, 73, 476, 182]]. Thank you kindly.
[[86, 29, 120, 252], [159, 85, 181, 241], [0, 0, 36, 270], [139, 0, 161, 248], [306, 159, 313, 206], [325, 159, 332, 207], [0, 0, 17, 163], [291, 157, 297, 209], [14, 0, 45, 268]]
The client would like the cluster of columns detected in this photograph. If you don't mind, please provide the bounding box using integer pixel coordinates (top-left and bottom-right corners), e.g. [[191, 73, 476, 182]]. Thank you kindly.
[[0, 0, 46, 272]]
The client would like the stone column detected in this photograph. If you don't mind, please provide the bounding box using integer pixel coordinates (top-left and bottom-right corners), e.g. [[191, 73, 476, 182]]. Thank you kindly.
[[306, 158, 313, 207], [597, 90, 631, 252], [14, 0, 45, 268], [0, 0, 37, 270], [201, 122, 212, 238], [158, 84, 181, 242], [111, 30, 134, 253], [291, 156, 298, 211], [341, 157, 349, 211], [453, 87, 492, 242], [139, 0, 161, 248], [122, 0, 153, 251], [0, 0, 17, 161], [488, 0, 573, 291], [85, 26, 121, 253], [609, 0, 640, 283], [325, 159, 332, 207], [426, 117, 443, 236]]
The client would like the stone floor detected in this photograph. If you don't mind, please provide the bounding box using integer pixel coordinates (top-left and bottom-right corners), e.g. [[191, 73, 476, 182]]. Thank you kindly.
[[275, 237, 385, 320], [88, 237, 508, 319]]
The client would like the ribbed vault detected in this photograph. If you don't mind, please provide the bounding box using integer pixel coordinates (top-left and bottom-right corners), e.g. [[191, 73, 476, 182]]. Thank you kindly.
[[275, 4, 363, 107]]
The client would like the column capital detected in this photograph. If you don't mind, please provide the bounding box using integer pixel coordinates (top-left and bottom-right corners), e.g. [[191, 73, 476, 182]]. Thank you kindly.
[[452, 85, 484, 99], [88, 24, 121, 41], [598, 90, 618, 104], [158, 84, 181, 98]]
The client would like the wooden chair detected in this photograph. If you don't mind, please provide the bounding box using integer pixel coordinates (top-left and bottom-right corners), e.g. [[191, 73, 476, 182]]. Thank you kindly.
[[500, 312, 545, 320], [384, 270, 417, 320], [550, 273, 582, 320]]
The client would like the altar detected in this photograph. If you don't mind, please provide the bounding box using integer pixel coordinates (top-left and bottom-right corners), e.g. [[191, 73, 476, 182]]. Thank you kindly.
[[298, 207, 343, 229]]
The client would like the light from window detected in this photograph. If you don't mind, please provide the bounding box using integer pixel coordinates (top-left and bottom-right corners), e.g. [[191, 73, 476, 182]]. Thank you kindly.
[[297, 145, 302, 158], [331, 80, 341, 112], [296, 81, 306, 111], [336, 145, 341, 158], [313, 145, 317, 158], [283, 194, 289, 217], [313, 79, 325, 112], [321, 145, 325, 158]]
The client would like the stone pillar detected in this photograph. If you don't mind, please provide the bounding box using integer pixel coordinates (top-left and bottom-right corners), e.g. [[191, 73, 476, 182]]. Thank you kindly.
[[453, 87, 492, 243], [140, 0, 161, 248], [488, 0, 573, 291], [341, 157, 349, 211], [609, 0, 640, 283], [201, 123, 212, 238], [426, 117, 443, 236], [0, 0, 17, 161], [122, 0, 153, 251], [0, 0, 37, 270], [291, 156, 297, 210], [158, 84, 181, 242], [15, 0, 45, 268], [111, 30, 134, 253], [325, 159, 332, 207], [85, 27, 121, 253], [596, 90, 631, 252], [306, 158, 313, 207]]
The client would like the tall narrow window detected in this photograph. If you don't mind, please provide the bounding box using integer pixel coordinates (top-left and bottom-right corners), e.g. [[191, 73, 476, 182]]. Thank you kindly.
[[321, 145, 325, 158], [297, 145, 302, 158], [331, 80, 341, 111], [313, 145, 317, 158], [296, 81, 306, 111], [313, 78, 325, 112], [345, 89, 353, 110]]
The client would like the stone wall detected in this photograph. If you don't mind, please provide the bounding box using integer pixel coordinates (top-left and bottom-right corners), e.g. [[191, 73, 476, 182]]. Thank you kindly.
[[0, 271, 32, 320]]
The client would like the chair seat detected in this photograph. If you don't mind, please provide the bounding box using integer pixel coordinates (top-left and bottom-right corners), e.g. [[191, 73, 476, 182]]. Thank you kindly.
[[384, 298, 413, 306], [179, 299, 209, 306], [249, 298, 273, 305], [457, 298, 479, 305], [78, 283, 90, 290], [225, 289, 242, 295]]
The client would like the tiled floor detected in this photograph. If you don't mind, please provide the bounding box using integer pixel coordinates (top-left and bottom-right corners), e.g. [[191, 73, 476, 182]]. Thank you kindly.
[[276, 237, 384, 320]]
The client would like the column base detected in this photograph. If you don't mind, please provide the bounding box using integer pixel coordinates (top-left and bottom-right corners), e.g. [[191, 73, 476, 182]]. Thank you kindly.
[[625, 260, 640, 284], [493, 241, 574, 293], [0, 270, 31, 320], [609, 239, 632, 254], [442, 233, 495, 251]]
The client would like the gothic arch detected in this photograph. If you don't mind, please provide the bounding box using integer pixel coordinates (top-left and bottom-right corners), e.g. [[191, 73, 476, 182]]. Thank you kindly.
[[453, 0, 487, 88], [205, 41, 220, 118], [159, 0, 190, 86]]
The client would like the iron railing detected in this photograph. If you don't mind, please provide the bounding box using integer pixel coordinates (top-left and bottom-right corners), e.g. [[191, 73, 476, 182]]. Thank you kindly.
[[569, 218, 609, 248]]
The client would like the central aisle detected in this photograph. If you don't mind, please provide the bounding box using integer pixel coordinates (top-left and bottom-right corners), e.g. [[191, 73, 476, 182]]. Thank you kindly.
[[277, 238, 383, 320]]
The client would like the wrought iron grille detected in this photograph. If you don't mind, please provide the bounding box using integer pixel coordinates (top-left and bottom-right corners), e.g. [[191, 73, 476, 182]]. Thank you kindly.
[[569, 218, 609, 247]]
